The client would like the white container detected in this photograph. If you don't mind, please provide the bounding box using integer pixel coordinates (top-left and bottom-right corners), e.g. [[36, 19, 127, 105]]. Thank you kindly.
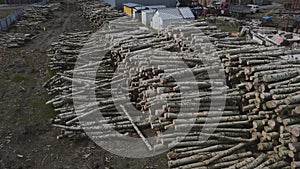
[[142, 9, 156, 26]]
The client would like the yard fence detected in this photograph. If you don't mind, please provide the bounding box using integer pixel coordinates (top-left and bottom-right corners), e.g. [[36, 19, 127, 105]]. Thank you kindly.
[[0, 9, 23, 31], [0, 0, 49, 31], [0, 0, 41, 4], [31, 0, 48, 6]]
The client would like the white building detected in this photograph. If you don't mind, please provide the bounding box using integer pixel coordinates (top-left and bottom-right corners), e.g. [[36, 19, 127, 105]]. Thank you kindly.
[[142, 9, 156, 26], [133, 5, 166, 22], [102, 0, 177, 9], [150, 7, 195, 30]]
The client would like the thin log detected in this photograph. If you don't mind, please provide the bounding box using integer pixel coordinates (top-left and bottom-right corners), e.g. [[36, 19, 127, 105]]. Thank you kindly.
[[120, 105, 152, 151], [240, 154, 266, 169]]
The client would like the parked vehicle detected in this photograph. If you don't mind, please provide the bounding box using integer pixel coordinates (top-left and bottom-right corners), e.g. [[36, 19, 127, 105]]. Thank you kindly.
[[201, 8, 219, 16], [228, 4, 251, 17], [260, 16, 277, 27], [191, 5, 203, 16], [247, 4, 260, 13], [212, 1, 221, 9]]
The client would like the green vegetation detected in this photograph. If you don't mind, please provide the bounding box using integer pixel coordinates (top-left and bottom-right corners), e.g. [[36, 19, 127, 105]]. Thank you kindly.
[[45, 51, 58, 81], [11, 73, 27, 83], [28, 93, 57, 121], [0, 9, 16, 19], [216, 19, 240, 33], [206, 18, 241, 33], [40, 20, 54, 30], [126, 153, 168, 169], [45, 69, 57, 81]]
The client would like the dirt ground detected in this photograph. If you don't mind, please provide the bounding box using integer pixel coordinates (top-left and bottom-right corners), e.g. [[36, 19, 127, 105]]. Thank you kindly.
[[0, 1, 167, 168]]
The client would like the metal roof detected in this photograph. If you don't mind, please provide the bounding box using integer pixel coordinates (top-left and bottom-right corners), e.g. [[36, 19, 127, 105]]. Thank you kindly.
[[134, 6, 147, 10], [103, 0, 177, 9], [155, 7, 194, 20], [145, 5, 166, 9], [142, 9, 157, 13], [156, 8, 183, 20], [178, 7, 195, 19], [123, 3, 140, 7], [134, 5, 166, 12]]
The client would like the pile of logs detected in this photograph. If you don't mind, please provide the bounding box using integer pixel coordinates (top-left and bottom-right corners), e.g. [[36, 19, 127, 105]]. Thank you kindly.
[[43, 17, 252, 168], [0, 3, 61, 48], [43, 0, 127, 139], [46, 31, 92, 71], [220, 40, 300, 168], [151, 19, 300, 169], [0, 33, 35, 48], [241, 26, 300, 46], [44, 17, 182, 139], [12, 3, 61, 33], [78, 0, 124, 28], [44, 1, 300, 168]]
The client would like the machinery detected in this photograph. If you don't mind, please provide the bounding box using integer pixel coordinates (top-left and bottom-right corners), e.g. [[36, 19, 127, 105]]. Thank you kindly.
[[260, 15, 277, 27]]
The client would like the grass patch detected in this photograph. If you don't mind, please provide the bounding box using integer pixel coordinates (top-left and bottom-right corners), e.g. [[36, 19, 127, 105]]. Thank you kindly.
[[11, 73, 27, 83], [28, 93, 57, 121], [206, 18, 241, 33], [40, 20, 54, 30], [216, 19, 240, 32], [126, 153, 168, 169], [45, 69, 57, 81], [0, 9, 16, 19]]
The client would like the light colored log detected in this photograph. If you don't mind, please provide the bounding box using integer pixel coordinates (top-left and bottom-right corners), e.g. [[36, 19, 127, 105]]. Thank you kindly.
[[285, 94, 300, 105], [120, 105, 152, 151], [258, 142, 274, 151], [263, 71, 299, 83], [240, 154, 266, 169], [227, 157, 255, 169], [295, 106, 300, 114], [254, 159, 274, 169], [291, 161, 300, 169], [176, 142, 253, 169], [265, 160, 289, 169]]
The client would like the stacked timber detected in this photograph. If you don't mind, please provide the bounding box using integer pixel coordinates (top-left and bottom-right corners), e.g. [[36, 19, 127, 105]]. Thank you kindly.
[[220, 30, 300, 169], [242, 26, 300, 46], [43, 31, 94, 139], [1, 3, 61, 48], [12, 3, 61, 33], [44, 16, 256, 168], [46, 31, 92, 71], [44, 17, 166, 139], [156, 22, 254, 169], [158, 20, 300, 168], [78, 0, 124, 28], [43, 1, 300, 168], [0, 33, 35, 48]]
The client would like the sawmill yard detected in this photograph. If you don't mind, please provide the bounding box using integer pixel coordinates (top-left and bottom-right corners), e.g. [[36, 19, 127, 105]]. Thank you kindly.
[[1, 0, 300, 169]]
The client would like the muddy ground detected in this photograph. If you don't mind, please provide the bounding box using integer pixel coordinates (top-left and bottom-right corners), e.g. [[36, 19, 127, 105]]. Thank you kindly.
[[0, 1, 167, 168]]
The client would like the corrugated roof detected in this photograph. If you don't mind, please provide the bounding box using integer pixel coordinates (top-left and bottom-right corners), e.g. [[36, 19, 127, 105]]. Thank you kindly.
[[142, 9, 157, 13], [178, 7, 195, 19], [134, 6, 147, 10], [155, 7, 194, 20], [134, 5, 166, 10], [156, 8, 183, 20], [145, 5, 166, 9], [123, 3, 140, 7], [134, 5, 166, 12]]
